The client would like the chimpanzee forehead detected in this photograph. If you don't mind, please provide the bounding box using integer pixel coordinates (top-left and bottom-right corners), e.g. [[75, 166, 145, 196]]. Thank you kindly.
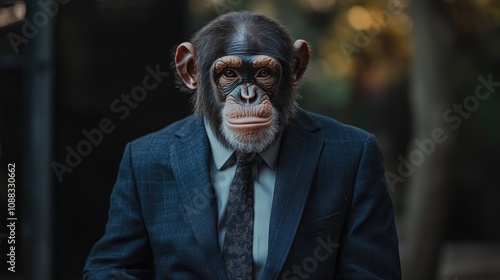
[[192, 12, 294, 72], [221, 23, 288, 60]]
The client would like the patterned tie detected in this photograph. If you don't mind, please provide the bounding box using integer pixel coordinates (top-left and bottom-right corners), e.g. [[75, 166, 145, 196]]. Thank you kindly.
[[222, 152, 255, 280]]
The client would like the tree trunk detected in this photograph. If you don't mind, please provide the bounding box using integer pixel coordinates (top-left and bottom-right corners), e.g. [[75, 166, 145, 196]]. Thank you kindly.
[[402, 1, 455, 279]]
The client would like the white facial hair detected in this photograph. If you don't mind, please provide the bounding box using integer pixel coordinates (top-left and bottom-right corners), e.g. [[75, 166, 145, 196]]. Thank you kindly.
[[220, 108, 280, 154]]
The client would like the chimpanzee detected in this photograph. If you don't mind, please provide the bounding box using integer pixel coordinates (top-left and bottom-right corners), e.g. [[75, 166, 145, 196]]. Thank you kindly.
[[84, 11, 401, 280]]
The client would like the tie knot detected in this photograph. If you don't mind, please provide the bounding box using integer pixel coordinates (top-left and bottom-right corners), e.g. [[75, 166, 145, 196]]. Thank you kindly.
[[236, 152, 256, 165]]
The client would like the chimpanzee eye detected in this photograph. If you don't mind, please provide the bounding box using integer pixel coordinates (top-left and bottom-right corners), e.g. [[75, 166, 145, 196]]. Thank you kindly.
[[223, 69, 237, 78], [256, 69, 271, 78]]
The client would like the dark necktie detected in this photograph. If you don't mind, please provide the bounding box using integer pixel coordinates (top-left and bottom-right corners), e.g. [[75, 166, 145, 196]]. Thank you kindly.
[[222, 152, 255, 280]]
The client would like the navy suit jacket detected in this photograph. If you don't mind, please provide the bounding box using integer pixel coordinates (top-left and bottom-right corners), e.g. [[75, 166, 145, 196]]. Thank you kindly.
[[84, 109, 401, 279]]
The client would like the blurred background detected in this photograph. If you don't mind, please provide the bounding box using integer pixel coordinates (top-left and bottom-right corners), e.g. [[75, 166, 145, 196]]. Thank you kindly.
[[0, 0, 499, 279]]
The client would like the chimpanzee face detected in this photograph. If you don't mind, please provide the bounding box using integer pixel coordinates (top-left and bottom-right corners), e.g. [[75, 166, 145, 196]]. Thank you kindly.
[[212, 54, 281, 152], [175, 12, 310, 153]]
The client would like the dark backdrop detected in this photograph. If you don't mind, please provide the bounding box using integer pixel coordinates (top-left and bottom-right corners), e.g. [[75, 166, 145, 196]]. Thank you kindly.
[[55, 1, 190, 279], [1, 1, 190, 279]]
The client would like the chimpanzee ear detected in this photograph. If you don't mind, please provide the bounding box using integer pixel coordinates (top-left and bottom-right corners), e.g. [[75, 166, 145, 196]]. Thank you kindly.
[[292, 39, 311, 86], [175, 42, 198, 90]]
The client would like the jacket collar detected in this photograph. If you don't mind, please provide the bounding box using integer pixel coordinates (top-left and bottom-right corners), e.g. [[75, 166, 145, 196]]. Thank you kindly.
[[171, 115, 228, 280], [261, 109, 325, 279]]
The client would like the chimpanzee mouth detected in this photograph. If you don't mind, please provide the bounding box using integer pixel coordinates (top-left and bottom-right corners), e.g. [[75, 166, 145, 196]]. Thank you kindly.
[[223, 98, 274, 130], [224, 117, 273, 130], [221, 102, 280, 152]]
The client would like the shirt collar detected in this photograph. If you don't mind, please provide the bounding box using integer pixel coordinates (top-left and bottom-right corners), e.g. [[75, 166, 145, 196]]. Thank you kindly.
[[204, 119, 282, 170]]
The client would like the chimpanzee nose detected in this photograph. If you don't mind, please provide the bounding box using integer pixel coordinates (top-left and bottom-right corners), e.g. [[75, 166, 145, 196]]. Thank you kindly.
[[240, 84, 257, 104]]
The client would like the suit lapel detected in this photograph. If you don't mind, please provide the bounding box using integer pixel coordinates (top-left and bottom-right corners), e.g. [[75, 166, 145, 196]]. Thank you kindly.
[[170, 116, 227, 280], [262, 111, 324, 279]]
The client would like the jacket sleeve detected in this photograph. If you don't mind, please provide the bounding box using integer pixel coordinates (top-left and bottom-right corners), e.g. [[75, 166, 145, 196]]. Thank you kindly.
[[335, 135, 402, 279], [83, 143, 153, 280]]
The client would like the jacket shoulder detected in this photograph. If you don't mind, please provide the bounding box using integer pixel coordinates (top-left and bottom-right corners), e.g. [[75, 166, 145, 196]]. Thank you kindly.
[[131, 115, 204, 146], [296, 109, 374, 142], [128, 114, 203, 152]]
